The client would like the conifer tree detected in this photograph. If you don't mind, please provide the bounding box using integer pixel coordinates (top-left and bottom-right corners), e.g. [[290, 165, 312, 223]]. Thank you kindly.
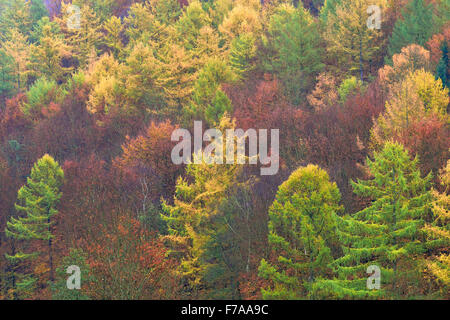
[[1, 28, 30, 91], [258, 165, 342, 299], [55, 2, 101, 68], [313, 142, 433, 298], [324, 0, 385, 81], [162, 114, 249, 298], [435, 42, 449, 89], [386, 0, 434, 63], [424, 160, 450, 296], [0, 0, 32, 40], [29, 24, 73, 83], [186, 58, 236, 125], [5, 154, 64, 297], [102, 16, 124, 60], [263, 3, 323, 104], [229, 33, 257, 80]]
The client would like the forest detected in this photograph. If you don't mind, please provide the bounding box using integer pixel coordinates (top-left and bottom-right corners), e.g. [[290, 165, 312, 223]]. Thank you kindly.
[[0, 0, 448, 300]]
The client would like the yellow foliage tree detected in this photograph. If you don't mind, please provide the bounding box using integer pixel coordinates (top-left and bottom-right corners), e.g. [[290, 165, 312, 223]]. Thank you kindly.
[[324, 0, 386, 80], [424, 160, 450, 297], [1, 29, 30, 91]]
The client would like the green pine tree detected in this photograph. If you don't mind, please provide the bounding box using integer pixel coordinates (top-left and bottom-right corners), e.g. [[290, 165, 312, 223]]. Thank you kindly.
[[313, 142, 433, 299], [229, 33, 257, 80], [5, 154, 64, 298], [259, 165, 342, 299], [263, 3, 324, 105]]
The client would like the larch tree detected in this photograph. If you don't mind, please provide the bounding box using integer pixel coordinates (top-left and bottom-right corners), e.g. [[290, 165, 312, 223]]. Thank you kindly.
[[228, 33, 257, 80], [5, 154, 64, 298], [29, 24, 73, 83], [424, 160, 450, 296], [258, 165, 342, 299], [55, 2, 101, 68], [371, 69, 449, 150], [324, 0, 386, 81], [1, 28, 30, 91], [0, 0, 32, 40], [161, 114, 250, 299], [314, 142, 433, 299], [102, 16, 124, 60]]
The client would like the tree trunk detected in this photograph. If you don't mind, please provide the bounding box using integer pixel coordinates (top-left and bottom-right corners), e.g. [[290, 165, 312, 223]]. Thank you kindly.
[[48, 215, 54, 282]]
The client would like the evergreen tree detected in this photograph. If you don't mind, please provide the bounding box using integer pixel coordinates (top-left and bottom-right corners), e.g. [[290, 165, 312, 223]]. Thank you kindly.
[[258, 165, 342, 299], [5, 154, 64, 298], [29, 24, 73, 83], [229, 33, 257, 80], [186, 58, 236, 125], [435, 41, 449, 89], [386, 0, 434, 64], [313, 142, 433, 298], [263, 3, 324, 104]]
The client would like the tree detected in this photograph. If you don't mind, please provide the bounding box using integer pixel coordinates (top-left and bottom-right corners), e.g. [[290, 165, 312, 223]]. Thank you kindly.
[[0, 0, 32, 40], [228, 33, 257, 80], [115, 120, 184, 230], [0, 47, 14, 104], [314, 142, 433, 298], [263, 3, 324, 104], [371, 69, 449, 150], [51, 248, 91, 300], [102, 16, 124, 59], [54, 2, 101, 68], [29, 25, 73, 83], [186, 58, 236, 125], [378, 44, 431, 91], [307, 72, 339, 111], [435, 41, 449, 88], [5, 154, 64, 298], [85, 215, 180, 300], [324, 0, 385, 81], [1, 28, 30, 91], [386, 0, 434, 63], [258, 165, 342, 299], [161, 114, 249, 299], [424, 160, 450, 297]]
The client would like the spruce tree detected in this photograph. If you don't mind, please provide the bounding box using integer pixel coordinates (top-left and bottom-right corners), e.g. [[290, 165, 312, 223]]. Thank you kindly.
[[5, 154, 64, 298], [258, 165, 342, 299], [313, 142, 433, 299], [435, 42, 449, 89], [263, 3, 324, 104]]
